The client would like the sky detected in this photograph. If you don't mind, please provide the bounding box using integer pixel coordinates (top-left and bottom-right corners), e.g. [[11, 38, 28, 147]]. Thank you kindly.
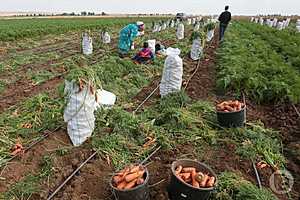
[[1, 0, 299, 15]]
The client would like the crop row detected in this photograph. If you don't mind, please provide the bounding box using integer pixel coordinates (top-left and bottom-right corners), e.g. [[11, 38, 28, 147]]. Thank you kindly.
[[0, 17, 165, 41], [216, 21, 300, 104], [242, 21, 300, 72]]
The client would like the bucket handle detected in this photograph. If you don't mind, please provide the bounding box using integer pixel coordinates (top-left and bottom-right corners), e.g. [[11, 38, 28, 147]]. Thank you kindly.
[[112, 188, 119, 200]]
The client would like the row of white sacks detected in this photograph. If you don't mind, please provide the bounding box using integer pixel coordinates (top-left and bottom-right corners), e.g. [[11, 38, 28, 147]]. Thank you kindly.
[[152, 17, 203, 33], [250, 17, 291, 30], [176, 22, 215, 42], [82, 32, 111, 55]]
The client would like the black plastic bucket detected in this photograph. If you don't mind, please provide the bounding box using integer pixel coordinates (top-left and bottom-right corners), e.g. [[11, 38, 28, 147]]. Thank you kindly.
[[168, 159, 217, 200], [110, 167, 150, 200], [216, 106, 246, 127]]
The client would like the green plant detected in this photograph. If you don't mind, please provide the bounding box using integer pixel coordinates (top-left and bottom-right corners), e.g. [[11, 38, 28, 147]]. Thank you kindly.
[[213, 172, 278, 200], [205, 22, 216, 31], [221, 123, 285, 169], [216, 21, 300, 103]]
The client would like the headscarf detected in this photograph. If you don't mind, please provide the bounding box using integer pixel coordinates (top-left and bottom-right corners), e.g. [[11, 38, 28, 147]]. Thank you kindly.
[[136, 21, 145, 31]]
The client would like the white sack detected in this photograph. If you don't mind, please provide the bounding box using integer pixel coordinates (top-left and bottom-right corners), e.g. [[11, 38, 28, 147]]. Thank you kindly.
[[148, 39, 156, 54], [102, 32, 111, 44], [206, 29, 214, 42], [95, 89, 116, 109], [190, 39, 203, 61], [194, 24, 200, 31], [176, 23, 185, 40], [64, 80, 96, 146], [160, 48, 183, 97], [82, 33, 93, 55]]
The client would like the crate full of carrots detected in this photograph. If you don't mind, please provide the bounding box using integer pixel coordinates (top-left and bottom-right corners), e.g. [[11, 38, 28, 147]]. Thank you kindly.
[[112, 165, 147, 190], [216, 100, 245, 112], [175, 165, 215, 188]]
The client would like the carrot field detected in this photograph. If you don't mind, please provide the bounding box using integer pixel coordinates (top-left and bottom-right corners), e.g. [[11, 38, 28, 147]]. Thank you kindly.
[[0, 16, 299, 200]]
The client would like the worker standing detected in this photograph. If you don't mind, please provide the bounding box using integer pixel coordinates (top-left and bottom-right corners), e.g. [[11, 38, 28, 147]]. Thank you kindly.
[[118, 21, 145, 58], [218, 6, 231, 41]]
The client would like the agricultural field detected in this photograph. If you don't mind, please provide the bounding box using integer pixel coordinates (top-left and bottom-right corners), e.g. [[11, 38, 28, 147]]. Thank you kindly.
[[0, 16, 299, 200]]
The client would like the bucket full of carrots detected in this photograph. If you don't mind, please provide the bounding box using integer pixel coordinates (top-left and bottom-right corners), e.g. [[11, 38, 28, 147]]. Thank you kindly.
[[110, 164, 150, 200], [168, 159, 217, 200], [216, 100, 246, 127]]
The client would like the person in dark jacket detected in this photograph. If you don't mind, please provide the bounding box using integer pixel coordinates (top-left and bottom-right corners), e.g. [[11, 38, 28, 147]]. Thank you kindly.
[[218, 6, 231, 41]]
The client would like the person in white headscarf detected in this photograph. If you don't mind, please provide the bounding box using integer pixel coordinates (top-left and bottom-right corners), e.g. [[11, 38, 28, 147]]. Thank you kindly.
[[118, 21, 145, 57]]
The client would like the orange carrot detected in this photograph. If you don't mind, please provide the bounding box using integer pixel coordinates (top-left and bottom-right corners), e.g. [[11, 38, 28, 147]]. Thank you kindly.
[[191, 170, 200, 188], [200, 174, 209, 187], [125, 172, 140, 182], [206, 176, 215, 187], [224, 105, 234, 112], [124, 179, 137, 189], [116, 181, 127, 189], [130, 166, 141, 173], [182, 167, 196, 173], [113, 175, 123, 184], [11, 148, 22, 156], [181, 173, 191, 181]]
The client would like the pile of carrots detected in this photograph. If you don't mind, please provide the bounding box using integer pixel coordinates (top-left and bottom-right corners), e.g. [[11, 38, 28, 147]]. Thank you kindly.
[[175, 166, 215, 188], [113, 165, 146, 190], [216, 100, 245, 112]]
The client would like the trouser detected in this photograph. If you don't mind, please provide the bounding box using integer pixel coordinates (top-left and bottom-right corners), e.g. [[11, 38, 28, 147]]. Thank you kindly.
[[219, 24, 227, 41], [132, 55, 151, 64]]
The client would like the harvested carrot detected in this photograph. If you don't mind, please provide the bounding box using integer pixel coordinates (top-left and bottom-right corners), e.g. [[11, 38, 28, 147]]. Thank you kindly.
[[191, 170, 200, 188], [224, 105, 234, 112], [125, 172, 140, 182], [11, 148, 22, 156], [217, 100, 245, 112], [175, 165, 183, 175], [124, 179, 137, 189], [206, 176, 215, 187], [175, 165, 216, 189], [130, 165, 141, 173], [11, 142, 24, 156], [113, 175, 123, 184], [136, 178, 145, 185], [182, 167, 196, 173], [200, 174, 209, 187], [117, 181, 127, 190], [113, 165, 146, 190], [181, 172, 191, 181]]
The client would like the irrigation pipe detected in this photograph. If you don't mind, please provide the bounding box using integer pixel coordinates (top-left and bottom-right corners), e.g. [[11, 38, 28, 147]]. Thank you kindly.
[[149, 179, 166, 188], [183, 59, 201, 90], [140, 145, 162, 165], [47, 151, 98, 200], [183, 33, 217, 91], [291, 103, 300, 118], [133, 84, 160, 113], [252, 160, 262, 189]]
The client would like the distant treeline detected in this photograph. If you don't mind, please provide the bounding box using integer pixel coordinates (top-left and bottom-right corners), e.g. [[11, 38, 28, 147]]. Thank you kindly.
[[13, 12, 174, 17]]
